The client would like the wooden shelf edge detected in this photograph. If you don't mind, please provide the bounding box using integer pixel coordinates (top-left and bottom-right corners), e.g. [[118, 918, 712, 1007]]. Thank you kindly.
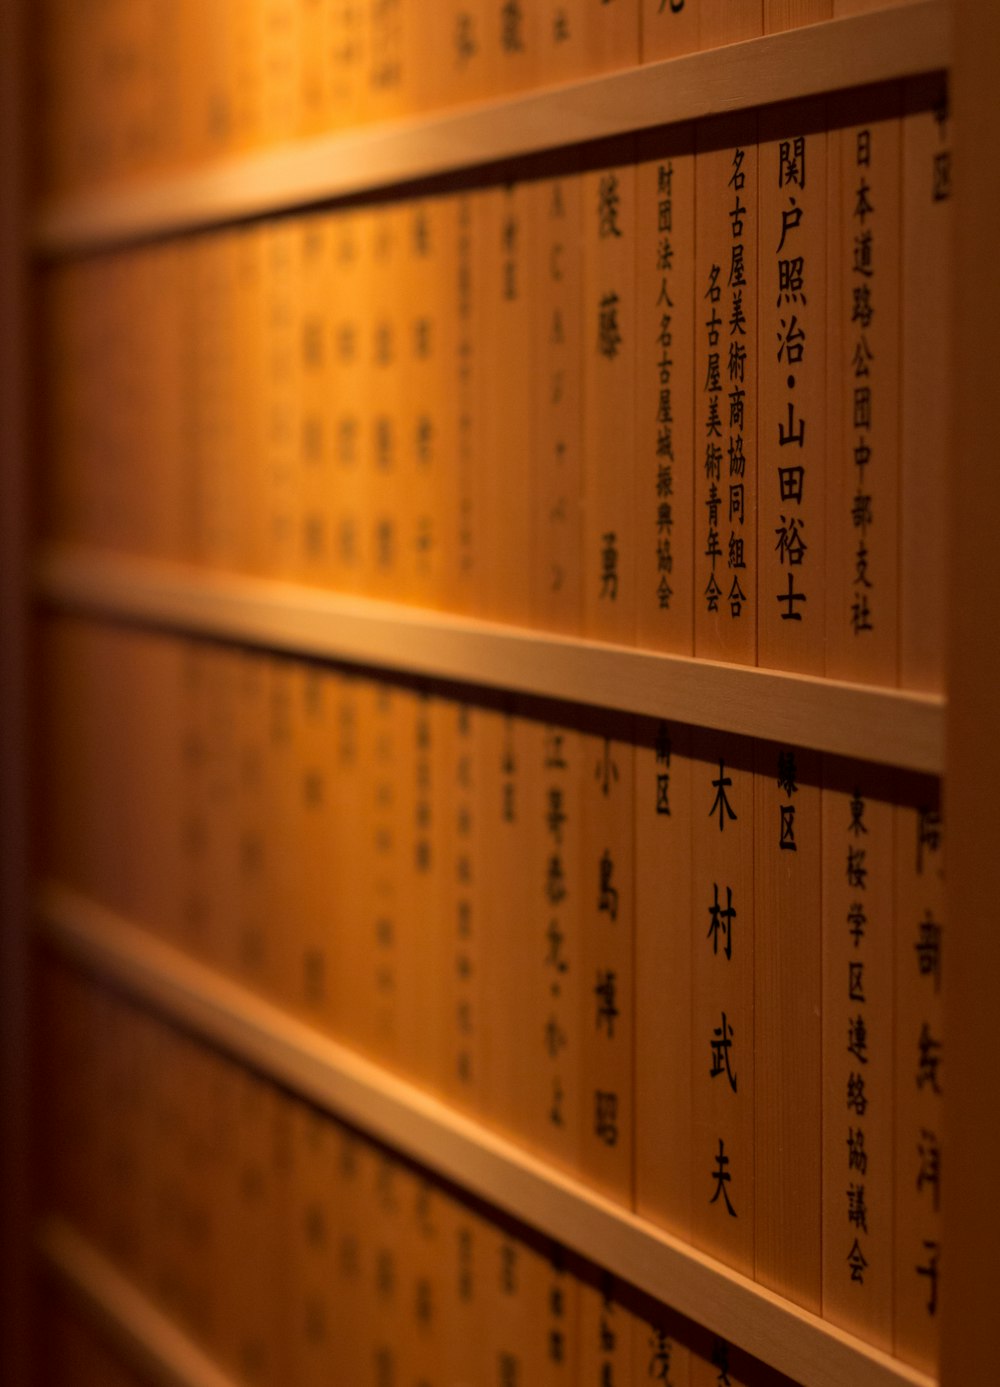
[[33, 2, 949, 256], [35, 544, 945, 773], [38, 1217, 240, 1387], [35, 883, 936, 1387]]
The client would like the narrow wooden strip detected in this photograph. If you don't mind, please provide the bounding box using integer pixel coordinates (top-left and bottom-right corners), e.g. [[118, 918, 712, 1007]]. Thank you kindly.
[[35, 545, 944, 772], [34, 3, 948, 258], [37, 1217, 240, 1387], [943, 4, 1000, 1383], [0, 1, 33, 1384], [36, 883, 935, 1387]]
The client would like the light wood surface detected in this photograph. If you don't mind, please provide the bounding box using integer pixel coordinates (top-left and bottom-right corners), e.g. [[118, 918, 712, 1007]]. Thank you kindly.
[[39, 1217, 241, 1387], [34, 545, 944, 773], [33, 3, 949, 258], [36, 881, 935, 1387], [19, 3, 981, 1380]]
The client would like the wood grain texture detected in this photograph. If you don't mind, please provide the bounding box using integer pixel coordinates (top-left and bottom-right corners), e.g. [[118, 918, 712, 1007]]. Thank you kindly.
[[35, 544, 944, 772], [33, 4, 949, 258], [35, 884, 935, 1387], [899, 74, 950, 695], [688, 731, 756, 1276], [634, 720, 693, 1242], [753, 741, 822, 1311], [39, 1217, 240, 1387], [821, 762, 896, 1350], [0, 1, 32, 1382], [941, 2, 1000, 1383]]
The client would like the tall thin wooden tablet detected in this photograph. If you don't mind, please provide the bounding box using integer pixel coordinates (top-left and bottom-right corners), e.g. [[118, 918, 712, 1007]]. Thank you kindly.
[[526, 707, 584, 1177], [634, 718, 694, 1241], [260, 219, 304, 580], [892, 777, 944, 1373], [634, 122, 696, 656], [260, 0, 302, 144], [824, 85, 902, 688], [291, 661, 337, 1024], [756, 100, 827, 675], [693, 111, 759, 665], [233, 647, 272, 991], [329, 209, 372, 594], [530, 161, 585, 640], [439, 695, 484, 1113], [481, 179, 535, 628], [262, 654, 301, 1008], [582, 141, 637, 645], [578, 708, 635, 1205], [821, 758, 896, 1350], [752, 739, 822, 1310], [899, 74, 950, 696], [577, 1264, 640, 1387], [296, 214, 336, 586], [689, 729, 755, 1277], [364, 204, 403, 601]]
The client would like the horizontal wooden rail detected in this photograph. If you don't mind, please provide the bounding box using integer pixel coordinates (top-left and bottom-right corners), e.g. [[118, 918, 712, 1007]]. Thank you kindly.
[[36, 544, 945, 773], [34, 2, 948, 256], [38, 1218, 240, 1387], [36, 884, 934, 1387]]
